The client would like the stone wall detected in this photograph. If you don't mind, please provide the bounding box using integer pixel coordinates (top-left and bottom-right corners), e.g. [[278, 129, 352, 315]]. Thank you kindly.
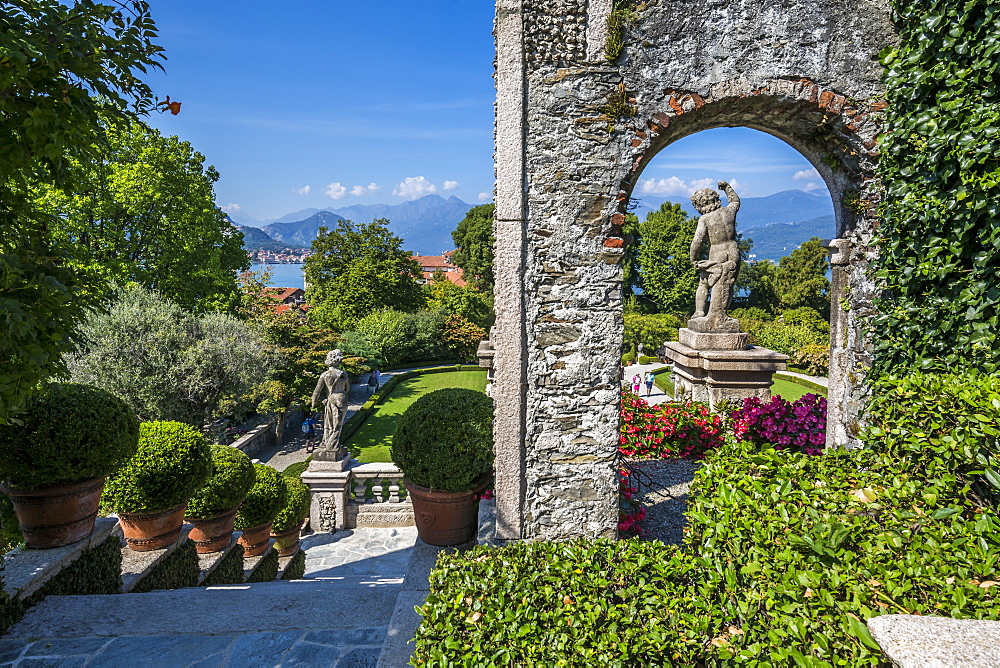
[[492, 0, 896, 541]]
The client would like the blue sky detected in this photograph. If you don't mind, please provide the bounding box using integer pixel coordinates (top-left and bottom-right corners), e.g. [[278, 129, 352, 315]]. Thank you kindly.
[[144, 2, 827, 224]]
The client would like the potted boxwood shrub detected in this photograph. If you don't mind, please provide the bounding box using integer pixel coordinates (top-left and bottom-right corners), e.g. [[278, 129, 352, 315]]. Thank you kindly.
[[103, 421, 212, 551], [185, 445, 256, 554], [270, 476, 310, 557], [391, 388, 494, 546], [235, 464, 286, 557], [0, 383, 139, 549]]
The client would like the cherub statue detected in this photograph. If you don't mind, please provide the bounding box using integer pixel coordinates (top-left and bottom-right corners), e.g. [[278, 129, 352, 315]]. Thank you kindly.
[[688, 181, 742, 332], [310, 349, 351, 461]]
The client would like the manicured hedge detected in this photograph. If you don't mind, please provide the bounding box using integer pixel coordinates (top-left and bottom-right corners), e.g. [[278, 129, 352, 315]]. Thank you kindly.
[[0, 383, 139, 490], [281, 549, 307, 580], [246, 548, 279, 583], [186, 445, 256, 519], [272, 476, 310, 532], [103, 421, 212, 514], [235, 464, 286, 530], [414, 440, 1000, 664], [200, 543, 246, 587], [131, 539, 199, 593]]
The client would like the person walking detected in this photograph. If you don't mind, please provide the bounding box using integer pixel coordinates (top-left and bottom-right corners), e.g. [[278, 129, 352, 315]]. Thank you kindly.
[[644, 371, 655, 396], [301, 412, 319, 453], [367, 371, 378, 394], [631, 374, 641, 395]]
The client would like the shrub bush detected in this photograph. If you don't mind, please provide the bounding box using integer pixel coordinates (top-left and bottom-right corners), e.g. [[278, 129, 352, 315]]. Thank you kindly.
[[620, 352, 636, 365], [637, 355, 657, 365], [235, 463, 286, 529], [414, 441, 1000, 665], [866, 373, 1000, 507], [0, 383, 139, 490], [185, 445, 257, 519], [391, 388, 494, 492], [730, 393, 827, 455], [103, 421, 212, 514], [271, 476, 310, 532], [789, 342, 830, 376], [619, 391, 723, 459]]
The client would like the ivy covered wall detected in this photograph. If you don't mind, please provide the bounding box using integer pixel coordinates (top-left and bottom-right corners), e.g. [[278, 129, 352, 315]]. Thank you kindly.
[[875, 0, 1000, 375]]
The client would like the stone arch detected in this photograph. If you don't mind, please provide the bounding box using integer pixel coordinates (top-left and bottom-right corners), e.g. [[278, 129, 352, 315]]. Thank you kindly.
[[491, 0, 895, 542]]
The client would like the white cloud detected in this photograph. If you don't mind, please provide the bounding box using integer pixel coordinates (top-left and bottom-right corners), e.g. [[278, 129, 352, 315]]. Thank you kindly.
[[393, 176, 437, 199], [443, 180, 459, 191], [221, 203, 243, 213], [324, 182, 347, 200], [793, 168, 821, 181], [638, 177, 746, 197], [803, 182, 824, 192], [295, 185, 311, 196], [349, 182, 381, 197], [477, 192, 492, 202]]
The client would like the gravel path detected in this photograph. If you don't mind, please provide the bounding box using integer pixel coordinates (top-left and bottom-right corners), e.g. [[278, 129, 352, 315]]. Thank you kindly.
[[627, 458, 700, 545]]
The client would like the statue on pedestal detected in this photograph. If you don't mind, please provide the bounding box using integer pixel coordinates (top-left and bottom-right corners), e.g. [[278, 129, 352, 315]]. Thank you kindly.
[[310, 349, 351, 463], [688, 181, 742, 333]]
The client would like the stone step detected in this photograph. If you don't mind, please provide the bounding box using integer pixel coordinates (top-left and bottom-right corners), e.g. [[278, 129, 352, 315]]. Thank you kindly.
[[5, 577, 404, 640]]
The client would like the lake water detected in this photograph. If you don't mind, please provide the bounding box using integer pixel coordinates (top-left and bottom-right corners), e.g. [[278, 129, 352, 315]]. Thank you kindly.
[[250, 263, 305, 289]]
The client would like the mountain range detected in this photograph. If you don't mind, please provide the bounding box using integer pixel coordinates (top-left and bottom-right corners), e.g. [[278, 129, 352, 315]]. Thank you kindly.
[[234, 190, 835, 260]]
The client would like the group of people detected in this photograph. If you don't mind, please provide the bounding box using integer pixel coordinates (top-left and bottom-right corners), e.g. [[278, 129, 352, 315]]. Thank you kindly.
[[628, 370, 657, 397]]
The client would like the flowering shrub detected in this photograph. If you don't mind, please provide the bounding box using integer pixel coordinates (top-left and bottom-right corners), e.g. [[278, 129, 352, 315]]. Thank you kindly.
[[618, 468, 645, 537], [731, 393, 826, 455], [619, 391, 724, 459]]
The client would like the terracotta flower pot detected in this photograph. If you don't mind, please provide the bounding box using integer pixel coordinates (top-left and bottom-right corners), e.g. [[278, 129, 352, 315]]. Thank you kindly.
[[404, 477, 489, 547], [270, 520, 304, 557], [1, 477, 105, 549], [186, 505, 240, 554], [118, 504, 187, 552], [238, 521, 273, 557]]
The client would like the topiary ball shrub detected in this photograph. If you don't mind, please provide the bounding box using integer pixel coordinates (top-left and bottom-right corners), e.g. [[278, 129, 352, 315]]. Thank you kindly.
[[0, 383, 139, 490], [391, 388, 494, 493], [272, 476, 310, 532], [102, 421, 212, 515], [235, 464, 286, 530], [186, 445, 257, 519]]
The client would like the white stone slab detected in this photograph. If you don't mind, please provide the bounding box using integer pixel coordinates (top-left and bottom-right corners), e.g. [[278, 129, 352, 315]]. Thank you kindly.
[[868, 615, 1000, 667]]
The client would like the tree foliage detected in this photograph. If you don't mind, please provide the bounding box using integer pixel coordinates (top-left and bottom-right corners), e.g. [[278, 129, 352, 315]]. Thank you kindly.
[[424, 277, 493, 327], [35, 120, 247, 312], [0, 0, 163, 423], [629, 202, 700, 313], [451, 204, 495, 292], [874, 0, 1000, 375], [304, 219, 424, 327], [67, 285, 274, 426]]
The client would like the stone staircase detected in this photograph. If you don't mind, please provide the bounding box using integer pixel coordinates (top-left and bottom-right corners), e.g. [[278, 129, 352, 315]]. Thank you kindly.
[[1, 527, 442, 667]]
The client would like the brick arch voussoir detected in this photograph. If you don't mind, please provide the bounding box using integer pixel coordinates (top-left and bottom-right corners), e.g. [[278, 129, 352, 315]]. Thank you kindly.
[[609, 78, 884, 230]]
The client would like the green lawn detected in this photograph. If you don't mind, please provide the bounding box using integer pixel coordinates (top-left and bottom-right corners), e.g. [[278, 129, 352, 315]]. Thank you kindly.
[[345, 369, 489, 463], [652, 370, 826, 402]]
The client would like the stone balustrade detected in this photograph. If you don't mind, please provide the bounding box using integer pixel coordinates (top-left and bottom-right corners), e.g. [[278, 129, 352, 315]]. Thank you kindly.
[[303, 461, 414, 533]]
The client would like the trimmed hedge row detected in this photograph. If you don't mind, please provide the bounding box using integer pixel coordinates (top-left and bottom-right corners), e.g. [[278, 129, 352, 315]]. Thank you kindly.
[[246, 548, 279, 583], [201, 543, 246, 587], [414, 372, 1000, 664], [773, 371, 829, 395], [131, 539, 199, 593], [281, 549, 307, 580]]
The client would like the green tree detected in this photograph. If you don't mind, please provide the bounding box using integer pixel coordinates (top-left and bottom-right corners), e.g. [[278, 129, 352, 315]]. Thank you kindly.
[[451, 204, 495, 292], [304, 219, 424, 327], [0, 0, 163, 423], [633, 202, 700, 313], [773, 238, 831, 318], [35, 120, 248, 312], [424, 277, 493, 327], [67, 285, 274, 427]]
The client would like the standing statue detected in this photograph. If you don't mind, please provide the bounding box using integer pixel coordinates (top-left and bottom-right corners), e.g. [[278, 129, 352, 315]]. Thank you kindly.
[[688, 181, 742, 333], [310, 349, 351, 462]]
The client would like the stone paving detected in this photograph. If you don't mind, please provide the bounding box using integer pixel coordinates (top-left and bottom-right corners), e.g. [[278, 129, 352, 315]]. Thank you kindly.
[[1, 528, 423, 668]]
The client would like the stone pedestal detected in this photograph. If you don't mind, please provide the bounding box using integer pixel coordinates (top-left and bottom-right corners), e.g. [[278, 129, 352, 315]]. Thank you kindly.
[[663, 328, 788, 409], [301, 457, 354, 532]]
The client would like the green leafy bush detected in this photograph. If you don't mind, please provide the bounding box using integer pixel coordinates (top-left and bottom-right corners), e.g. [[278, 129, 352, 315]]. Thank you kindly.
[[102, 421, 212, 514], [866, 373, 1000, 506], [0, 383, 139, 490], [235, 464, 286, 529], [272, 476, 310, 532], [637, 355, 657, 365], [200, 543, 245, 586], [185, 445, 257, 519], [391, 388, 493, 493], [415, 441, 1000, 665], [743, 318, 826, 359], [789, 342, 830, 376]]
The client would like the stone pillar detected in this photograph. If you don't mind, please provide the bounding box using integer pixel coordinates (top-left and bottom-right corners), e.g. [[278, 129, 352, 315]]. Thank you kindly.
[[301, 465, 351, 533], [823, 238, 852, 449]]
